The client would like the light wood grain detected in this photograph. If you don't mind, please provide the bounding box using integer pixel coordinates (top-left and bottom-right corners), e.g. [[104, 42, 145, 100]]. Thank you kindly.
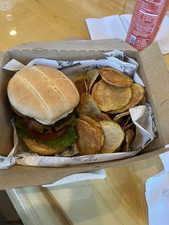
[[7, 156, 163, 225], [2, 0, 167, 224], [0, 0, 127, 50]]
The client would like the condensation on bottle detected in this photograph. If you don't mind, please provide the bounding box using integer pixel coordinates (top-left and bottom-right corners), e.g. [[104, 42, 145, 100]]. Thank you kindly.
[[126, 0, 169, 51]]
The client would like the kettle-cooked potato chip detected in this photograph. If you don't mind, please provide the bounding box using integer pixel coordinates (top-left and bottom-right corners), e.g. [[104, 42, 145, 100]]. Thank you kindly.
[[110, 83, 144, 113], [122, 128, 135, 152], [100, 67, 133, 87], [100, 121, 124, 153], [77, 93, 101, 116], [113, 111, 130, 123], [80, 115, 101, 128], [92, 80, 132, 112], [121, 116, 131, 129], [74, 75, 88, 95], [124, 121, 135, 131], [76, 116, 104, 155], [77, 93, 111, 122], [94, 113, 112, 122], [86, 69, 100, 92], [60, 144, 79, 157]]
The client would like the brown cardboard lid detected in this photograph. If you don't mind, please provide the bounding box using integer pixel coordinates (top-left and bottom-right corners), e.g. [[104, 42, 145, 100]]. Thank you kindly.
[[7, 39, 136, 63], [137, 43, 169, 147], [0, 146, 167, 190], [9, 39, 136, 51]]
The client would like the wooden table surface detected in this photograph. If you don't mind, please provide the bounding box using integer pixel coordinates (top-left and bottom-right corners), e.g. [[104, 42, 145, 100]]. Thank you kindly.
[[0, 0, 167, 224]]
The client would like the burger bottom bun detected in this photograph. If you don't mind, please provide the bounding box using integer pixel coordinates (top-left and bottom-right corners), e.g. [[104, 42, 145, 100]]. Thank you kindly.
[[23, 138, 64, 155]]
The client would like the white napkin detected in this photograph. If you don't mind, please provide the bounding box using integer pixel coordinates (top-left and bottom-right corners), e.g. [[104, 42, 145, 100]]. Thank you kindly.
[[42, 169, 106, 187], [86, 13, 169, 54], [145, 151, 169, 225]]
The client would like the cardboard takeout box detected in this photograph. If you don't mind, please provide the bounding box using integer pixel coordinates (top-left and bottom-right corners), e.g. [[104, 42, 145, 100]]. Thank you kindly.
[[0, 39, 169, 189]]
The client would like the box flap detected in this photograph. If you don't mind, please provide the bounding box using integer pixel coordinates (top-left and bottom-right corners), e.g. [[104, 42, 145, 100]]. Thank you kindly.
[[138, 43, 169, 147], [7, 39, 136, 63], [0, 40, 168, 189], [0, 146, 167, 190]]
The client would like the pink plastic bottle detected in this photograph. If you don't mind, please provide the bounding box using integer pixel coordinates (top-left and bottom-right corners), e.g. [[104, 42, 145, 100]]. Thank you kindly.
[[126, 0, 169, 51]]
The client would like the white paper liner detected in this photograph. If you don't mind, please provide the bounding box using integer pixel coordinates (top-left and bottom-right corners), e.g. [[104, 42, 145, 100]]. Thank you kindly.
[[1, 50, 156, 168], [42, 169, 106, 187]]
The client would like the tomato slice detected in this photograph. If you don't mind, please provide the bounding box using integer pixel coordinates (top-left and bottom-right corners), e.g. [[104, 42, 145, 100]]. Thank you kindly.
[[27, 127, 67, 141]]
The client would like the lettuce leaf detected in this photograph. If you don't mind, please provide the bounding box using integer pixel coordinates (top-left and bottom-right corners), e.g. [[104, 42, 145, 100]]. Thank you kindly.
[[15, 119, 77, 149]]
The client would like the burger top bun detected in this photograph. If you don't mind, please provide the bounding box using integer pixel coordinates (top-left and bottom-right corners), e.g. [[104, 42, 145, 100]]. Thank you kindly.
[[7, 65, 80, 125]]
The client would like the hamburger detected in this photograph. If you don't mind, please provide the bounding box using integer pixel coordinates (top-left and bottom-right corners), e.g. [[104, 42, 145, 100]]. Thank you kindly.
[[7, 65, 80, 155]]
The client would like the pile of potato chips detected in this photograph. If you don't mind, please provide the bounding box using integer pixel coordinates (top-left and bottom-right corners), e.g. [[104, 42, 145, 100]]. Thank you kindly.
[[72, 67, 145, 156]]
